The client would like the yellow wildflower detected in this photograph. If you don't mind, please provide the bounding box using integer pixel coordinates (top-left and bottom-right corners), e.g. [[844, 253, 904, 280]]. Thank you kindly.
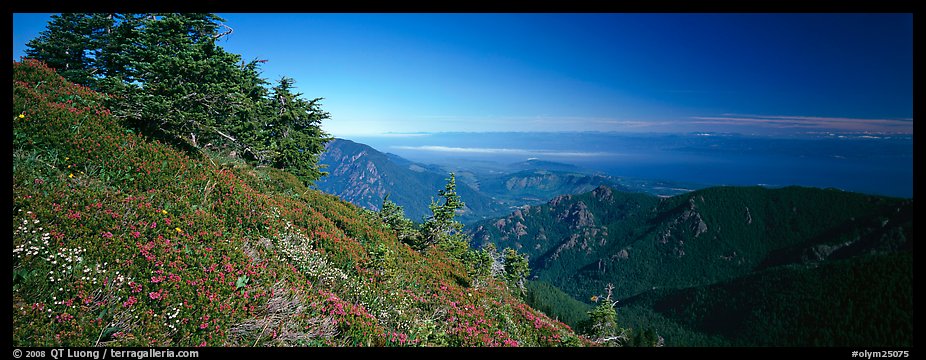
[[68, 173, 74, 179], [18, 113, 25, 119], [162, 210, 168, 215], [175, 228, 183, 234]]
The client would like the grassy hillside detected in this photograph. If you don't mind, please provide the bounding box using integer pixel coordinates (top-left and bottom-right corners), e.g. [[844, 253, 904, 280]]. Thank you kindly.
[[11, 59, 584, 347]]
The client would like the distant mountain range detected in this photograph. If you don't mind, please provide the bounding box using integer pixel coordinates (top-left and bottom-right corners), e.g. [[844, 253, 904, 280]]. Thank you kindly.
[[467, 185, 912, 346], [317, 138, 693, 223]]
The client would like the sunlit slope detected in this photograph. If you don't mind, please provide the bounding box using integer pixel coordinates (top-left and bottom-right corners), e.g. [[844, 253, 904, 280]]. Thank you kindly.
[[11, 60, 583, 347]]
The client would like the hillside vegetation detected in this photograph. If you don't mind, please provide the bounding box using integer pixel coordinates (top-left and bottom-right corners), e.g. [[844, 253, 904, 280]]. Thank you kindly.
[[11, 60, 584, 347], [620, 251, 912, 346]]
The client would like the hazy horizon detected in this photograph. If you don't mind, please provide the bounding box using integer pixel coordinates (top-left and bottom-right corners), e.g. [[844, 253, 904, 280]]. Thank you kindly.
[[343, 131, 912, 198]]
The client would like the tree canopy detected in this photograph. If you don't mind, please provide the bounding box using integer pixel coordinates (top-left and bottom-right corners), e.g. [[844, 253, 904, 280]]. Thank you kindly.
[[25, 13, 331, 185]]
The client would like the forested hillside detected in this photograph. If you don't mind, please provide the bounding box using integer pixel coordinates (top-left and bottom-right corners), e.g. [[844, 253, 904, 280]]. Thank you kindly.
[[620, 251, 912, 346], [469, 185, 912, 346]]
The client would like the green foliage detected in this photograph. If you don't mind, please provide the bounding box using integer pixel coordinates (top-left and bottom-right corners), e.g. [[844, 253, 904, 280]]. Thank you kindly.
[[25, 13, 112, 87], [377, 176, 528, 293], [582, 284, 629, 346], [459, 245, 495, 287], [379, 195, 419, 246], [586, 303, 618, 338], [627, 327, 661, 347], [502, 248, 530, 292], [263, 77, 332, 184], [421, 173, 466, 249], [235, 275, 250, 290], [24, 13, 331, 186], [523, 281, 591, 329]]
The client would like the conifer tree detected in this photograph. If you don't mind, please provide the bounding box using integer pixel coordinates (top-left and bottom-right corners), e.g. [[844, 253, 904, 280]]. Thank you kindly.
[[24, 12, 332, 185], [502, 248, 530, 292], [380, 194, 418, 245], [265, 77, 332, 184], [25, 13, 112, 87], [421, 173, 466, 250], [586, 283, 630, 346]]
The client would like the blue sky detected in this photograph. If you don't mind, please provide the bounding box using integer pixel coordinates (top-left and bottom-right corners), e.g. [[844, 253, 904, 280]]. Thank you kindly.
[[13, 13, 913, 137]]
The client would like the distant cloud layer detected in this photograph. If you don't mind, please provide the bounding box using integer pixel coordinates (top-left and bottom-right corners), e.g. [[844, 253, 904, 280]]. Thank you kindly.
[[361, 133, 432, 138], [690, 114, 913, 134], [392, 145, 615, 157]]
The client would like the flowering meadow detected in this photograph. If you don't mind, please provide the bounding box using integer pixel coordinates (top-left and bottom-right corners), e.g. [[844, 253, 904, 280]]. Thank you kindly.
[[12, 59, 587, 347]]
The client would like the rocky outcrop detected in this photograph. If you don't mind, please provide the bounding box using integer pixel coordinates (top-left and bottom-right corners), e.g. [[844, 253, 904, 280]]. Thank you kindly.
[[548, 234, 581, 261], [557, 201, 595, 228], [513, 222, 528, 237], [549, 194, 572, 207], [494, 218, 508, 230], [656, 197, 709, 256], [592, 185, 613, 203]]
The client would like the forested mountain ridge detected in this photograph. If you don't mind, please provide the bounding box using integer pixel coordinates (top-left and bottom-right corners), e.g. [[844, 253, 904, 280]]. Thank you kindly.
[[11, 60, 584, 347], [469, 184, 912, 346]]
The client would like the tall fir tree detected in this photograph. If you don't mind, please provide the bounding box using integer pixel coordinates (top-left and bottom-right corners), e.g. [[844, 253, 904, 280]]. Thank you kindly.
[[421, 173, 466, 251], [25, 13, 112, 88], [24, 12, 332, 186], [265, 77, 332, 184]]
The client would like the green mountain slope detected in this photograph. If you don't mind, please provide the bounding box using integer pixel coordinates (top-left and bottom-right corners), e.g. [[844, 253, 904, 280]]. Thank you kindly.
[[621, 251, 913, 346], [11, 60, 583, 347], [468, 184, 912, 346]]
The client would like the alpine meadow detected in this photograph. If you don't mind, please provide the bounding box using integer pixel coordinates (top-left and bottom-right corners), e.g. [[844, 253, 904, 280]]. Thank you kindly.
[[12, 12, 913, 350]]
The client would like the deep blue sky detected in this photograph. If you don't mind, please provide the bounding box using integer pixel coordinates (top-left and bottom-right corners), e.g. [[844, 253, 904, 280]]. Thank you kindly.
[[13, 13, 913, 137]]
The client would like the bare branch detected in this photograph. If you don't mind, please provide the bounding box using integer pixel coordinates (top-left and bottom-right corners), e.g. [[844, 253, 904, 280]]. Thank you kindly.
[[214, 23, 234, 40]]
